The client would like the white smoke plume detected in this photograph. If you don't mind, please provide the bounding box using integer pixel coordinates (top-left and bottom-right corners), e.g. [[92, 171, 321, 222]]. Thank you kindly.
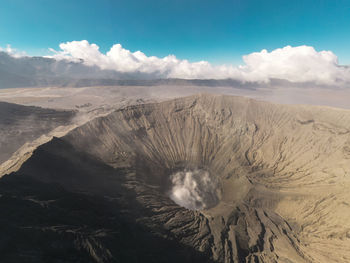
[[47, 40, 350, 85], [169, 169, 220, 210]]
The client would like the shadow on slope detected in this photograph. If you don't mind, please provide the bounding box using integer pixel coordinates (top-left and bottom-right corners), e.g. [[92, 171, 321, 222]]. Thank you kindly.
[[0, 137, 215, 263]]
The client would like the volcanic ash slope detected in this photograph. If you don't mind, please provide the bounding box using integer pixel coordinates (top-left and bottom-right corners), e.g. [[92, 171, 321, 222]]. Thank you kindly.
[[0, 101, 75, 165], [3, 94, 350, 263]]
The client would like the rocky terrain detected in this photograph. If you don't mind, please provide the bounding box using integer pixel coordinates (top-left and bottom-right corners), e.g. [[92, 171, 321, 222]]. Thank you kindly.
[[0, 101, 75, 165], [1, 94, 350, 262]]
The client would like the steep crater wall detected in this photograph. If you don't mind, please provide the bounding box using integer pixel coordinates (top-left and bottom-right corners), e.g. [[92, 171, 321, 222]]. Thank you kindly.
[[8, 94, 350, 263]]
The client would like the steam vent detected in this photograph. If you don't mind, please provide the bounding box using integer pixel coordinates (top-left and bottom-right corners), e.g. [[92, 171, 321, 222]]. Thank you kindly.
[[2, 94, 350, 263]]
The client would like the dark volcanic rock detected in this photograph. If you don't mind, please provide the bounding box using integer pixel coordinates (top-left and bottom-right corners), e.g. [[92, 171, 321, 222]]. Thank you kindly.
[[0, 173, 212, 263]]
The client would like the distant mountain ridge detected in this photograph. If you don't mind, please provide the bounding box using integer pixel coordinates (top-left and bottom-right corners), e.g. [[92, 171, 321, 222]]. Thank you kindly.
[[0, 51, 256, 89], [1, 51, 337, 90]]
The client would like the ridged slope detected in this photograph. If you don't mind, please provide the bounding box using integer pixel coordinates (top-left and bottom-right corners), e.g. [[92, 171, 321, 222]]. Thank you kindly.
[[0, 101, 75, 164], [6, 94, 350, 263]]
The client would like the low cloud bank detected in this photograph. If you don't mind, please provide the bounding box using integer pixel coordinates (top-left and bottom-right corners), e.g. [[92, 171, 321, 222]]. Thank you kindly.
[[0, 44, 26, 58], [2, 40, 349, 85], [169, 169, 220, 210], [47, 40, 350, 85]]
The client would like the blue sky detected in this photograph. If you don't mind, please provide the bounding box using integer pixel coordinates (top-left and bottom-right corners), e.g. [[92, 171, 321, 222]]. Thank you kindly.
[[1, 0, 350, 64]]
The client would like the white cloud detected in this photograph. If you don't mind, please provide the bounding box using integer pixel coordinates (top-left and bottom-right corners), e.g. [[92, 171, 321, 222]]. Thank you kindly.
[[0, 40, 341, 85], [0, 44, 26, 58], [48, 41, 350, 84], [241, 45, 350, 84], [49, 40, 241, 79]]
